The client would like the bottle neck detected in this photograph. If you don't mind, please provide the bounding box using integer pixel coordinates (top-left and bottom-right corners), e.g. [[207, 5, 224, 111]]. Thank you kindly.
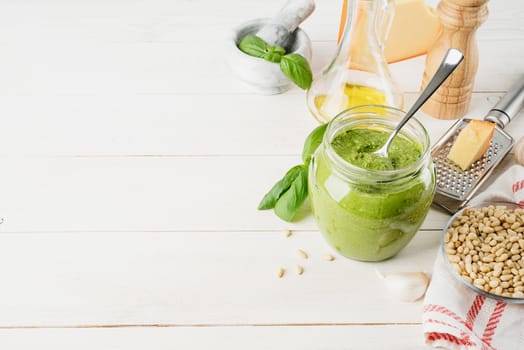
[[335, 0, 394, 72]]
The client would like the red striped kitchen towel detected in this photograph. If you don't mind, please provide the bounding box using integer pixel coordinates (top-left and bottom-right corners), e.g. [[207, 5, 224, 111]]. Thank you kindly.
[[423, 165, 524, 349]]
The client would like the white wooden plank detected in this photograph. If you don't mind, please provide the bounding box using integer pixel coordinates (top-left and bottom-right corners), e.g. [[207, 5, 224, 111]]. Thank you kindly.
[[0, 40, 521, 96], [0, 325, 431, 350], [0, 0, 331, 44], [0, 0, 371, 43], [0, 156, 454, 232], [0, 0, 518, 45], [0, 230, 440, 326], [0, 93, 521, 157]]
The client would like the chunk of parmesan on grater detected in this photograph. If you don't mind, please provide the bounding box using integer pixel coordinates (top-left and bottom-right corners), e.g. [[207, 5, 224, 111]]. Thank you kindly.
[[447, 119, 496, 170]]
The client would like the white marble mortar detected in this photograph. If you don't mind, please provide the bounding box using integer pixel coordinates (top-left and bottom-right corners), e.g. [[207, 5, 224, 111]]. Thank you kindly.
[[225, 18, 312, 95]]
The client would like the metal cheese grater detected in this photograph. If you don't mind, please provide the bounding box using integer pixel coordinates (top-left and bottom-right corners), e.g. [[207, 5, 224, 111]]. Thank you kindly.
[[432, 77, 524, 213]]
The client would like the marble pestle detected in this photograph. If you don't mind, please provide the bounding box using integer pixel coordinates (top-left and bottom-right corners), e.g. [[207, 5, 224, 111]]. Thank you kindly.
[[255, 0, 315, 49]]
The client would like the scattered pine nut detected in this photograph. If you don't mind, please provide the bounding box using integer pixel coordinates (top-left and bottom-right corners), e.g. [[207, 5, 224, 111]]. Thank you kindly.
[[296, 265, 304, 275], [324, 253, 335, 261], [283, 229, 292, 238], [297, 249, 308, 259], [277, 268, 285, 278]]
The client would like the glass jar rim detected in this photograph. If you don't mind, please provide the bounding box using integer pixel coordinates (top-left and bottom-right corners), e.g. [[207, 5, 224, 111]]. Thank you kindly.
[[322, 105, 431, 183]]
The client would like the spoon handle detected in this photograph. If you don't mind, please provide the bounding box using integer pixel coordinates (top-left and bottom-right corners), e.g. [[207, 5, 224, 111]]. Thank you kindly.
[[384, 48, 464, 148], [407, 48, 464, 122]]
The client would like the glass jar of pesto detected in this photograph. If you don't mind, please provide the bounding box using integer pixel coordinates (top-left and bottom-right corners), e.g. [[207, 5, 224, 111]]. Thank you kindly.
[[309, 106, 436, 261]]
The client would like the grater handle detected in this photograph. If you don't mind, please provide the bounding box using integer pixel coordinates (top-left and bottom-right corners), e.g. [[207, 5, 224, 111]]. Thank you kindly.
[[484, 76, 524, 129]]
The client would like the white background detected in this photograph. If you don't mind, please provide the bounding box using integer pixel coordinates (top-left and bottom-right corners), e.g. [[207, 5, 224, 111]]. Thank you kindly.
[[0, 0, 523, 348]]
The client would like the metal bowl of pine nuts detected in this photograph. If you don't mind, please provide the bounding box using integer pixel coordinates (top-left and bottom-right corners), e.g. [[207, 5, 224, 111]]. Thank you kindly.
[[441, 202, 524, 303]]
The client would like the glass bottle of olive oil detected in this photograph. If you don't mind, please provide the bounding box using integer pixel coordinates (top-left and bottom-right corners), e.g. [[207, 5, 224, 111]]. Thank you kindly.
[[307, 0, 403, 123]]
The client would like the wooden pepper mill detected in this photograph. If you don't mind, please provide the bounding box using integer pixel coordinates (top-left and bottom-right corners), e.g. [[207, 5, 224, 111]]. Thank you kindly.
[[420, 0, 489, 119]]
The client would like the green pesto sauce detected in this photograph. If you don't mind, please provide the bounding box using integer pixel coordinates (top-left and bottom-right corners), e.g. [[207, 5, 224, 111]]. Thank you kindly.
[[331, 128, 422, 170]]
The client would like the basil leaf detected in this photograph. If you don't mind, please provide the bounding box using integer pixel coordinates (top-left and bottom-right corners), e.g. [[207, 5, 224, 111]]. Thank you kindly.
[[280, 53, 313, 89], [238, 34, 267, 58], [268, 45, 286, 55], [262, 52, 283, 63], [274, 165, 308, 222], [258, 165, 303, 210], [302, 123, 328, 164]]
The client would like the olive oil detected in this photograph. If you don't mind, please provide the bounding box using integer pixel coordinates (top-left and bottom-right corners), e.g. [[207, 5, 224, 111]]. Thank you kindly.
[[313, 84, 387, 120], [306, 0, 403, 123]]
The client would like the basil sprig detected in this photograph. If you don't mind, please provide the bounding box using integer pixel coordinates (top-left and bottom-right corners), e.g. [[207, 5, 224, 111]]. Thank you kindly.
[[274, 165, 308, 221], [302, 123, 328, 164], [280, 54, 313, 90], [238, 34, 313, 90], [258, 123, 328, 222], [258, 165, 304, 210], [238, 34, 268, 58]]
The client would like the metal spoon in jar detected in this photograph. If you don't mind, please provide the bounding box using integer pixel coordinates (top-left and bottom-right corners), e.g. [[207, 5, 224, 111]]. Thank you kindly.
[[373, 48, 464, 159]]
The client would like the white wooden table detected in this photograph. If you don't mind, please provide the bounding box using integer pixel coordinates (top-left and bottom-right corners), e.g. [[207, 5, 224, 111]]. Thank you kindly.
[[0, 0, 523, 348]]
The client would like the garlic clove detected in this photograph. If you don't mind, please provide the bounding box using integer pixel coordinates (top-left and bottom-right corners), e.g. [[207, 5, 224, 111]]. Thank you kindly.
[[377, 270, 430, 302]]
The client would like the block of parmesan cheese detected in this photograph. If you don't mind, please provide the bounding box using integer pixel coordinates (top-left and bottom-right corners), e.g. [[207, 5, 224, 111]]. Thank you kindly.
[[447, 120, 496, 170], [384, 0, 442, 63], [338, 0, 442, 63]]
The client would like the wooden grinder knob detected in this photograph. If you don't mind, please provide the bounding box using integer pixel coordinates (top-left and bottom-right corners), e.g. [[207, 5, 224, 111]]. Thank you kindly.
[[420, 0, 489, 119]]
